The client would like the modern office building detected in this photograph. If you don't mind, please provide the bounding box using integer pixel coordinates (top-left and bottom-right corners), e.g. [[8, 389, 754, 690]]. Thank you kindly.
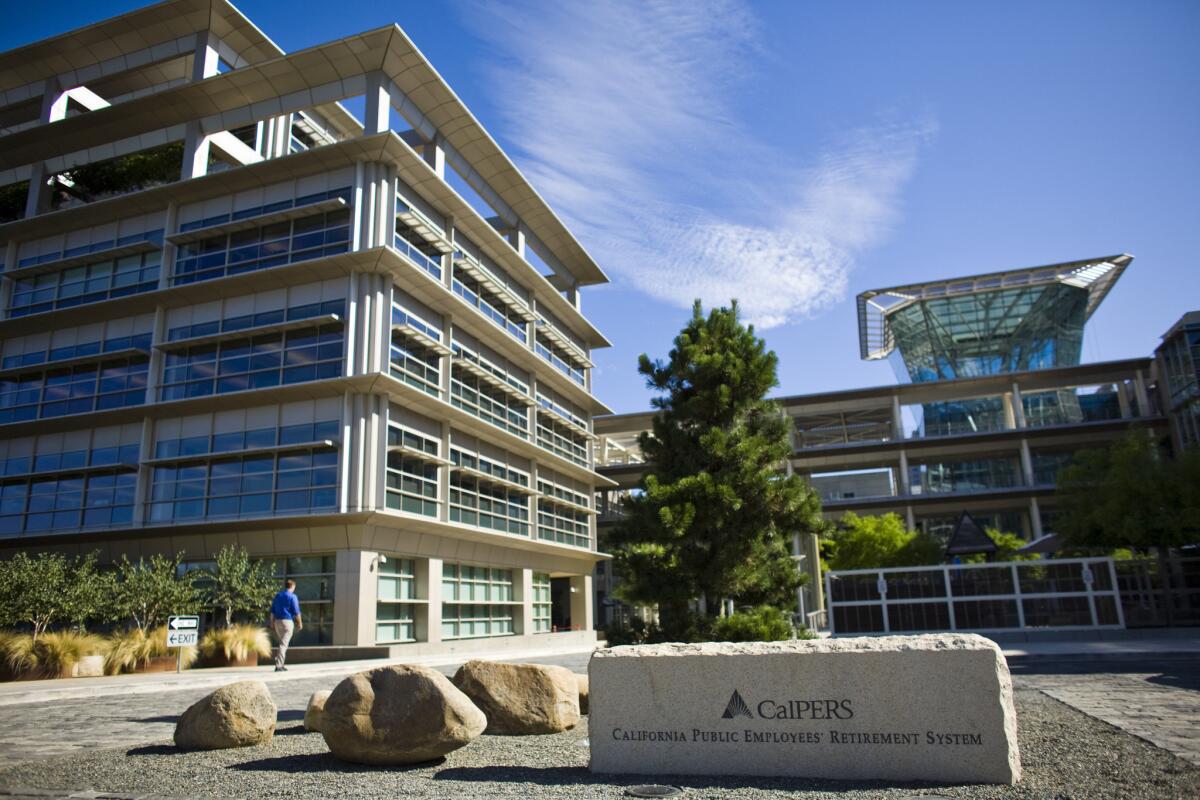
[[1156, 311, 1200, 452], [595, 255, 1173, 621], [0, 0, 612, 655]]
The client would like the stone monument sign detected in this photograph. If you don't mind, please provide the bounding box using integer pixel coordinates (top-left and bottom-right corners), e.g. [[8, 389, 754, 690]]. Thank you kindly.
[[589, 633, 1020, 785]]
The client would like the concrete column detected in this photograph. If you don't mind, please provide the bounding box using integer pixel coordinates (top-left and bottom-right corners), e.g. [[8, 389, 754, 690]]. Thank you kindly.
[[566, 281, 582, 312], [1029, 496, 1044, 540], [1, 246, 18, 318], [1011, 383, 1027, 428], [418, 557, 443, 645], [23, 163, 50, 218], [333, 549, 377, 647], [569, 574, 593, 631], [905, 505, 915, 531], [133, 416, 156, 525], [181, 121, 211, 179], [898, 449, 911, 495], [160, 202, 178, 289], [1002, 393, 1016, 430], [423, 138, 445, 178], [190, 31, 220, 82], [1134, 369, 1151, 417], [519, 568, 535, 636], [363, 72, 391, 135], [891, 395, 904, 440], [801, 532, 824, 614], [1117, 381, 1132, 418], [1019, 438, 1035, 486], [437, 418, 451, 523]]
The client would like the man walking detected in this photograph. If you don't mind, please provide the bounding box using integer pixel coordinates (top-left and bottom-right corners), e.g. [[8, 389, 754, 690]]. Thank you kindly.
[[269, 579, 302, 671]]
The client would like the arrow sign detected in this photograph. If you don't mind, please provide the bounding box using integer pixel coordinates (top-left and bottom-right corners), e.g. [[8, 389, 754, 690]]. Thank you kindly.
[[168, 615, 199, 630]]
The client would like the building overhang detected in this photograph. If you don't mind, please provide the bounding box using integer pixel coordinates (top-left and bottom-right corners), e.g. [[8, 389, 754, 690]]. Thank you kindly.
[[855, 254, 1133, 361], [0, 13, 608, 290]]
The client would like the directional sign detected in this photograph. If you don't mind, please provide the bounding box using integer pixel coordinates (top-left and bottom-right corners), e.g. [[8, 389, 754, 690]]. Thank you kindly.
[[166, 615, 200, 648]]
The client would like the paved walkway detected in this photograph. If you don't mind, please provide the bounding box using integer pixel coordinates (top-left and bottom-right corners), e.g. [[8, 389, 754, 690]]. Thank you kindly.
[[1017, 670, 1200, 766]]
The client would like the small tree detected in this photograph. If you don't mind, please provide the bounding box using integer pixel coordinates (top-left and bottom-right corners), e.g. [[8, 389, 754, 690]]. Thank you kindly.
[[609, 300, 825, 640], [205, 546, 278, 628], [0, 552, 96, 640], [824, 512, 941, 570], [1056, 432, 1200, 550], [111, 553, 201, 631]]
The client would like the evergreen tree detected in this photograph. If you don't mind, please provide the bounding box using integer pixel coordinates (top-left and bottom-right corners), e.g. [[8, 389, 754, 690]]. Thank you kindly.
[[609, 300, 824, 639]]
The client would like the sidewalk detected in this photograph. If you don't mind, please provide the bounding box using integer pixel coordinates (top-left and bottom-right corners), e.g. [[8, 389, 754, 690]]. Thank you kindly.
[[0, 634, 1195, 707], [0, 642, 595, 707]]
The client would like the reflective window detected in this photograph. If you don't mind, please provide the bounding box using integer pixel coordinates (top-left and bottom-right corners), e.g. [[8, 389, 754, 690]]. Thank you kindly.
[[0, 357, 148, 423], [9, 251, 161, 317]]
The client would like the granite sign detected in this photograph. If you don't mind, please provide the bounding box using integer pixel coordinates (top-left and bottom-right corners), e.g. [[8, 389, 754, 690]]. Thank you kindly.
[[588, 633, 1020, 785]]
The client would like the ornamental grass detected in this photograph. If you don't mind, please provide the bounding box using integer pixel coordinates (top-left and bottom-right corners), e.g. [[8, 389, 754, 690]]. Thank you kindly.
[[199, 624, 271, 663], [0, 630, 109, 679], [104, 626, 197, 675]]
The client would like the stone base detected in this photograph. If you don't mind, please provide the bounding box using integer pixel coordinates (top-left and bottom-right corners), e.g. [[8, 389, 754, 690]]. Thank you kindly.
[[589, 634, 1020, 785]]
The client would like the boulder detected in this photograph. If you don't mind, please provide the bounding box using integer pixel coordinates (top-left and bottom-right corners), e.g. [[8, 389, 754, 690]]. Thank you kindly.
[[321, 664, 486, 765], [304, 689, 331, 733], [174, 680, 276, 750], [452, 660, 580, 735], [576, 674, 589, 715]]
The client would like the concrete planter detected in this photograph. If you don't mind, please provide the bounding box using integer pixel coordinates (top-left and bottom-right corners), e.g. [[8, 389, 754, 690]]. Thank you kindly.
[[202, 654, 261, 669], [70, 655, 105, 678], [135, 655, 180, 674]]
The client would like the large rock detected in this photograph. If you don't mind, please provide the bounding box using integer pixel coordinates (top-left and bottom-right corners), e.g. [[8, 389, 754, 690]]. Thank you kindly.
[[576, 674, 589, 715], [304, 689, 330, 733], [174, 680, 276, 750], [589, 634, 1021, 785], [321, 665, 486, 764], [452, 660, 580, 735]]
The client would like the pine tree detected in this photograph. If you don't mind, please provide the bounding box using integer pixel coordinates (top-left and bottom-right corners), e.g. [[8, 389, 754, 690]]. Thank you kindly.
[[609, 300, 824, 639]]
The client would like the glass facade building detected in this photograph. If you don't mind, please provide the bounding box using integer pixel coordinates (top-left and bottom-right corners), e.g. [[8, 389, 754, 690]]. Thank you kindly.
[[0, 0, 609, 654]]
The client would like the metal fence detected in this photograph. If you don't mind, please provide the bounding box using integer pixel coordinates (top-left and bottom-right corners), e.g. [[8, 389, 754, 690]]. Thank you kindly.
[[1113, 556, 1200, 628], [826, 557, 1125, 636]]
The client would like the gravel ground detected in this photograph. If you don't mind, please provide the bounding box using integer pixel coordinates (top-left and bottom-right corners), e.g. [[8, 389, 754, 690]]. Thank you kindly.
[[0, 688, 1197, 799]]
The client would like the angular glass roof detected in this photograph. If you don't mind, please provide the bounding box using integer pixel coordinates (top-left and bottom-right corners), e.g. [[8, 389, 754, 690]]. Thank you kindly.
[[856, 254, 1131, 383]]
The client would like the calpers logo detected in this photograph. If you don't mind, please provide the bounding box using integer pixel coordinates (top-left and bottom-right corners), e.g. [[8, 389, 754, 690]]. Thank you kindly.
[[721, 689, 753, 719]]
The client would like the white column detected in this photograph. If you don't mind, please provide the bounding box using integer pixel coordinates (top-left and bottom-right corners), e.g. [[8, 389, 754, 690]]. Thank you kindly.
[[1117, 381, 1132, 418], [891, 395, 904, 440], [898, 449, 911, 495], [364, 71, 391, 135], [1002, 393, 1016, 430], [333, 549, 377, 646], [1019, 438, 1035, 486], [1029, 496, 1044, 540], [1133, 369, 1151, 417], [1011, 382, 1027, 428], [420, 557, 443, 645], [191, 31, 220, 82], [570, 574, 593, 631], [519, 568, 535, 636]]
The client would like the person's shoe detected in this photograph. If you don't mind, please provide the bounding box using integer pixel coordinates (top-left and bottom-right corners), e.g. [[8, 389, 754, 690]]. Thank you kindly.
[[281, 666, 288, 671], [274, 666, 284, 672]]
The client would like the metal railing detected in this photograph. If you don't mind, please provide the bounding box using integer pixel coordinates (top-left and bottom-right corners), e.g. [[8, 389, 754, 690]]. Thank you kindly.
[[826, 557, 1125, 636]]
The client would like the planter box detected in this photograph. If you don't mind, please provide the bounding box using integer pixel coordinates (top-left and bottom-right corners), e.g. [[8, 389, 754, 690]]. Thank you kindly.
[[135, 655, 180, 673], [201, 654, 261, 668], [71, 654, 105, 678]]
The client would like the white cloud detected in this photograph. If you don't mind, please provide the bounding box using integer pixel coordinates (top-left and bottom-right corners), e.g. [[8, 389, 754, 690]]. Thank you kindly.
[[461, 0, 933, 329]]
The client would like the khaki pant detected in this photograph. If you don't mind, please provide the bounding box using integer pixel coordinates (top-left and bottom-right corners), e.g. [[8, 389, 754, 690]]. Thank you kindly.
[[273, 619, 294, 669]]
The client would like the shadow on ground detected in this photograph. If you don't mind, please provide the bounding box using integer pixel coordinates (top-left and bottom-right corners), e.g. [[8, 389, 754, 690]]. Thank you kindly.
[[230, 752, 446, 773]]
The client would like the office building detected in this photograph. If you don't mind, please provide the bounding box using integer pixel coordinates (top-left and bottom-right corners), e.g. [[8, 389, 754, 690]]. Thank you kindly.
[[0, 0, 611, 655]]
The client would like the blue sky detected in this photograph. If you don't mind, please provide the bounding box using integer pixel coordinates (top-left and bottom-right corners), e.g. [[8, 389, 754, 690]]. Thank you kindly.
[[5, 1, 1199, 413]]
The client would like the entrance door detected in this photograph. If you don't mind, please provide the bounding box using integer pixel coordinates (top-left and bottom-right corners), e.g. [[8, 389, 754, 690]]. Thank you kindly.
[[550, 577, 572, 630]]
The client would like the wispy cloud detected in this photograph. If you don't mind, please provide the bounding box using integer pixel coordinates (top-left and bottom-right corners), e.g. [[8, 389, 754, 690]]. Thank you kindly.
[[460, 0, 933, 329]]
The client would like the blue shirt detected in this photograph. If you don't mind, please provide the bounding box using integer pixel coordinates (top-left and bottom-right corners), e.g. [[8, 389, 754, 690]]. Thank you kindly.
[[271, 589, 301, 621]]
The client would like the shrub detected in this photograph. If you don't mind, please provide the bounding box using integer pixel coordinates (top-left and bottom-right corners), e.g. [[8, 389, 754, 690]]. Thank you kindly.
[[104, 626, 196, 674], [199, 624, 271, 663], [711, 605, 795, 642], [0, 631, 108, 679]]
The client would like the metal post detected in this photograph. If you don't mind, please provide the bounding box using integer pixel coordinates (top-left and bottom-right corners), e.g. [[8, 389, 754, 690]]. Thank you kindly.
[[1082, 561, 1098, 627], [1108, 557, 1127, 629], [177, 646, 182, 674], [1012, 564, 1026, 629], [943, 565, 957, 631], [825, 572, 836, 637], [877, 572, 890, 633]]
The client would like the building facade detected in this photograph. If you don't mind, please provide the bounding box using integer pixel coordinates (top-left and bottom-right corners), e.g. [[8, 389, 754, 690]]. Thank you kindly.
[[1156, 311, 1200, 452], [0, 0, 612, 655], [595, 256, 1175, 622]]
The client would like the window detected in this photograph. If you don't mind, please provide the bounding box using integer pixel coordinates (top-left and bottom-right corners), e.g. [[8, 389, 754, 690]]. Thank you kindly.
[[9, 251, 161, 317], [0, 356, 148, 424], [450, 366, 529, 440], [376, 557, 417, 644], [159, 323, 343, 401], [174, 204, 351, 285], [264, 555, 335, 646], [155, 420, 339, 459], [149, 446, 338, 522], [167, 299, 344, 342], [442, 562, 516, 639], [386, 428, 440, 516], [532, 572, 551, 633], [0, 469, 136, 536], [393, 226, 443, 281], [451, 266, 528, 344], [535, 413, 589, 467], [390, 336, 441, 397], [535, 334, 586, 385], [1, 332, 153, 371], [449, 446, 530, 536], [536, 475, 591, 548]]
